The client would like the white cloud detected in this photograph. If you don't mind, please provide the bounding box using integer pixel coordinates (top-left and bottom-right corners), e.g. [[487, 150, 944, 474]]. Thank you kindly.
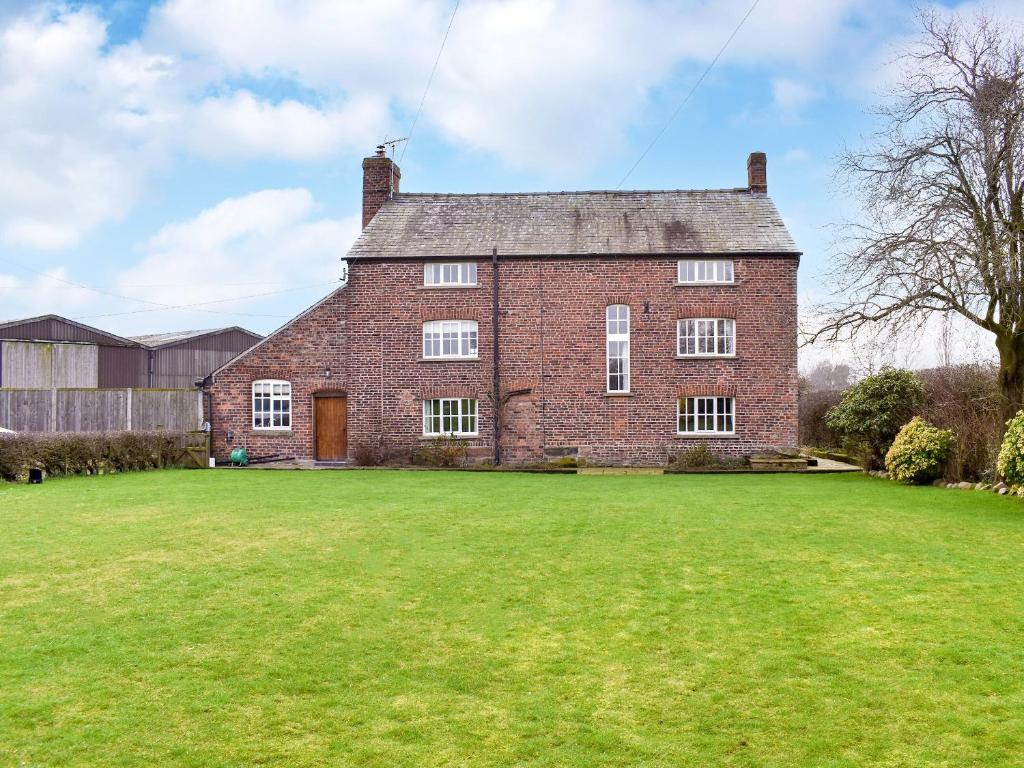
[[115, 188, 358, 313], [771, 78, 822, 121], [147, 0, 869, 170], [0, 4, 388, 249], [0, 188, 359, 333], [0, 266, 105, 320], [0, 7, 166, 248], [0, 0, 910, 249], [186, 91, 389, 161], [781, 147, 810, 164]]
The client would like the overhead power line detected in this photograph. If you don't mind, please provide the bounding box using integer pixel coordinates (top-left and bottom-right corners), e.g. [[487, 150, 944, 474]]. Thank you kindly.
[[0, 255, 335, 320], [615, 0, 762, 189], [71, 281, 342, 321], [398, 0, 461, 164]]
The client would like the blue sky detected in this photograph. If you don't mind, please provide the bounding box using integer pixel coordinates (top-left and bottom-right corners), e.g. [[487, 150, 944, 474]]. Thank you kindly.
[[0, 0, 1020, 366]]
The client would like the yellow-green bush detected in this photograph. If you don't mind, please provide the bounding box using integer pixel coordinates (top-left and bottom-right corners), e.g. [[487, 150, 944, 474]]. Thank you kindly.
[[884, 417, 954, 484], [997, 410, 1024, 485]]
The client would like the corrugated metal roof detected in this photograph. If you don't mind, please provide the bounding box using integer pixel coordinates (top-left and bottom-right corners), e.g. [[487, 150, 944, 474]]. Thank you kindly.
[[347, 189, 800, 259], [0, 315, 139, 346], [129, 327, 262, 348]]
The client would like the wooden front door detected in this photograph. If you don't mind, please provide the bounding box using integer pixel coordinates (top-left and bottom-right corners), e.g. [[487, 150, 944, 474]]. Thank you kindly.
[[314, 395, 347, 461]]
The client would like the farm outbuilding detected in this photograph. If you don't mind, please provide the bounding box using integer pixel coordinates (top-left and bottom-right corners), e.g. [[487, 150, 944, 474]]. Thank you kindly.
[[0, 316, 261, 389], [0, 316, 262, 434]]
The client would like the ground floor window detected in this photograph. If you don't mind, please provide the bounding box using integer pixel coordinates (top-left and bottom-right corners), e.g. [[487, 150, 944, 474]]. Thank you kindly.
[[423, 398, 478, 436], [253, 380, 291, 429], [678, 396, 734, 434]]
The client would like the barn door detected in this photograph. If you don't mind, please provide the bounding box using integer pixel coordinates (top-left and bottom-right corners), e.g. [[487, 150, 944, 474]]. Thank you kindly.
[[314, 395, 348, 461]]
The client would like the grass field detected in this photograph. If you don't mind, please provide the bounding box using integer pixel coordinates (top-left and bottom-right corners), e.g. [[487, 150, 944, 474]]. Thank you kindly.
[[2, 469, 1024, 767]]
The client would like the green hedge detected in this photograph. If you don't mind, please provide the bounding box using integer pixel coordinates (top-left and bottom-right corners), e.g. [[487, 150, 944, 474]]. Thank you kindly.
[[0, 431, 187, 482]]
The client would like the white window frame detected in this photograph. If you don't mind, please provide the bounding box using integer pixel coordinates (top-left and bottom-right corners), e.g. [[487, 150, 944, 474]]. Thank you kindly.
[[606, 304, 630, 393], [424, 262, 478, 287], [422, 320, 479, 359], [677, 318, 736, 357], [422, 398, 479, 437], [252, 379, 292, 430], [677, 259, 734, 284], [677, 396, 735, 435]]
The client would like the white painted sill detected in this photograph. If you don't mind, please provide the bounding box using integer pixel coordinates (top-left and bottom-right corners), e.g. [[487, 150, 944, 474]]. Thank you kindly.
[[673, 281, 738, 287], [604, 391, 634, 397], [420, 434, 479, 440], [418, 356, 480, 362], [418, 284, 480, 290], [252, 428, 293, 435], [674, 433, 738, 439], [675, 354, 737, 360]]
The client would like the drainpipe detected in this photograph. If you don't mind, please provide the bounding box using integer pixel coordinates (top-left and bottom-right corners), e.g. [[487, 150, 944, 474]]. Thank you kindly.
[[492, 246, 501, 466]]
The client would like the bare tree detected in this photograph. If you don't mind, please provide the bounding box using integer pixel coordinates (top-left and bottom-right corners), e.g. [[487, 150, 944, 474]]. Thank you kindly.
[[805, 360, 852, 391], [810, 10, 1024, 424]]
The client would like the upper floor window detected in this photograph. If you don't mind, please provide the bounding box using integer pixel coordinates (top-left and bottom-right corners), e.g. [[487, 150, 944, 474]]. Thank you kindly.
[[423, 320, 478, 358], [678, 259, 734, 284], [424, 262, 477, 287], [678, 396, 734, 435], [606, 304, 630, 393], [252, 380, 291, 430], [423, 398, 478, 436], [678, 318, 735, 357]]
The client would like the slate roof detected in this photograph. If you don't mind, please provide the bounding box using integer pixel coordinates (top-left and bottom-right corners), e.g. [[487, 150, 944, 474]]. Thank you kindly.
[[347, 189, 800, 259]]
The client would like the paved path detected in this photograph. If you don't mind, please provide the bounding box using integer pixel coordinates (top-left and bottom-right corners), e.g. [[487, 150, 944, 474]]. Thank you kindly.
[[806, 456, 861, 472]]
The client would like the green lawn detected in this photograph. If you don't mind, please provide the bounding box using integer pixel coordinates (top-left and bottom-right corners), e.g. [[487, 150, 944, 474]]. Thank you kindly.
[[2, 470, 1023, 767]]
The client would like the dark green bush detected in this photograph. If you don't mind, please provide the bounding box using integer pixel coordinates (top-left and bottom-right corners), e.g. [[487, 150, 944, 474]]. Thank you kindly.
[[0, 431, 185, 482], [825, 367, 925, 469]]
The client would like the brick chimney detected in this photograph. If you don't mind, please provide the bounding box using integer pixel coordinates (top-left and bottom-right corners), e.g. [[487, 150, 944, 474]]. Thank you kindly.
[[362, 145, 401, 229], [747, 151, 767, 195]]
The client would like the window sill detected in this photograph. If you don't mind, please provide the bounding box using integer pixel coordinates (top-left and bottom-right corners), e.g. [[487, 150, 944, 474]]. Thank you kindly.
[[420, 434, 479, 440], [674, 282, 737, 287], [604, 391, 634, 397], [674, 433, 739, 439], [417, 285, 480, 290], [675, 354, 738, 360], [252, 428, 293, 435], [418, 356, 480, 362]]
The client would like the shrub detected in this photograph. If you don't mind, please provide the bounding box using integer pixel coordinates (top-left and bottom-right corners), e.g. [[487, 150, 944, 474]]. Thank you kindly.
[[885, 418, 955, 484], [672, 445, 747, 470], [997, 410, 1024, 485], [351, 443, 383, 466], [0, 431, 184, 482], [799, 387, 844, 448], [825, 367, 925, 468], [411, 435, 469, 468], [918, 364, 1001, 482]]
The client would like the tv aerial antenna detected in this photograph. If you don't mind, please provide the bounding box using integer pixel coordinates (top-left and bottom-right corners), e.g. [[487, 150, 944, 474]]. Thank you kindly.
[[377, 137, 408, 158]]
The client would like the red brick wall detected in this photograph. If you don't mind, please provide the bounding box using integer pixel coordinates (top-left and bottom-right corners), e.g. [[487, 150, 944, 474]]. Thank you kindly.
[[208, 256, 798, 466]]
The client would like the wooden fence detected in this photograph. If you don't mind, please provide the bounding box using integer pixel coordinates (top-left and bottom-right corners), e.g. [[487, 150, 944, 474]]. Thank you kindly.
[[0, 388, 203, 433]]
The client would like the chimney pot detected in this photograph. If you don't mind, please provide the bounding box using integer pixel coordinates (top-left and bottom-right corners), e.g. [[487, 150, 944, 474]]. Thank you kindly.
[[747, 151, 767, 195], [362, 148, 401, 229]]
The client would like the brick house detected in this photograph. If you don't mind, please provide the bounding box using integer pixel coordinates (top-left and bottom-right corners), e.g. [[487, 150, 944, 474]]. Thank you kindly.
[[206, 149, 799, 466]]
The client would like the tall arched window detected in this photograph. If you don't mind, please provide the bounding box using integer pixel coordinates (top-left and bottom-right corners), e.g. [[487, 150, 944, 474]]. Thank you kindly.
[[252, 380, 291, 429], [606, 305, 630, 393]]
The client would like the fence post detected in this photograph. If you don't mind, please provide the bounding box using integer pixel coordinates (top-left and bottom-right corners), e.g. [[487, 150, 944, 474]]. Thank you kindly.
[[49, 388, 57, 432], [125, 388, 132, 431]]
